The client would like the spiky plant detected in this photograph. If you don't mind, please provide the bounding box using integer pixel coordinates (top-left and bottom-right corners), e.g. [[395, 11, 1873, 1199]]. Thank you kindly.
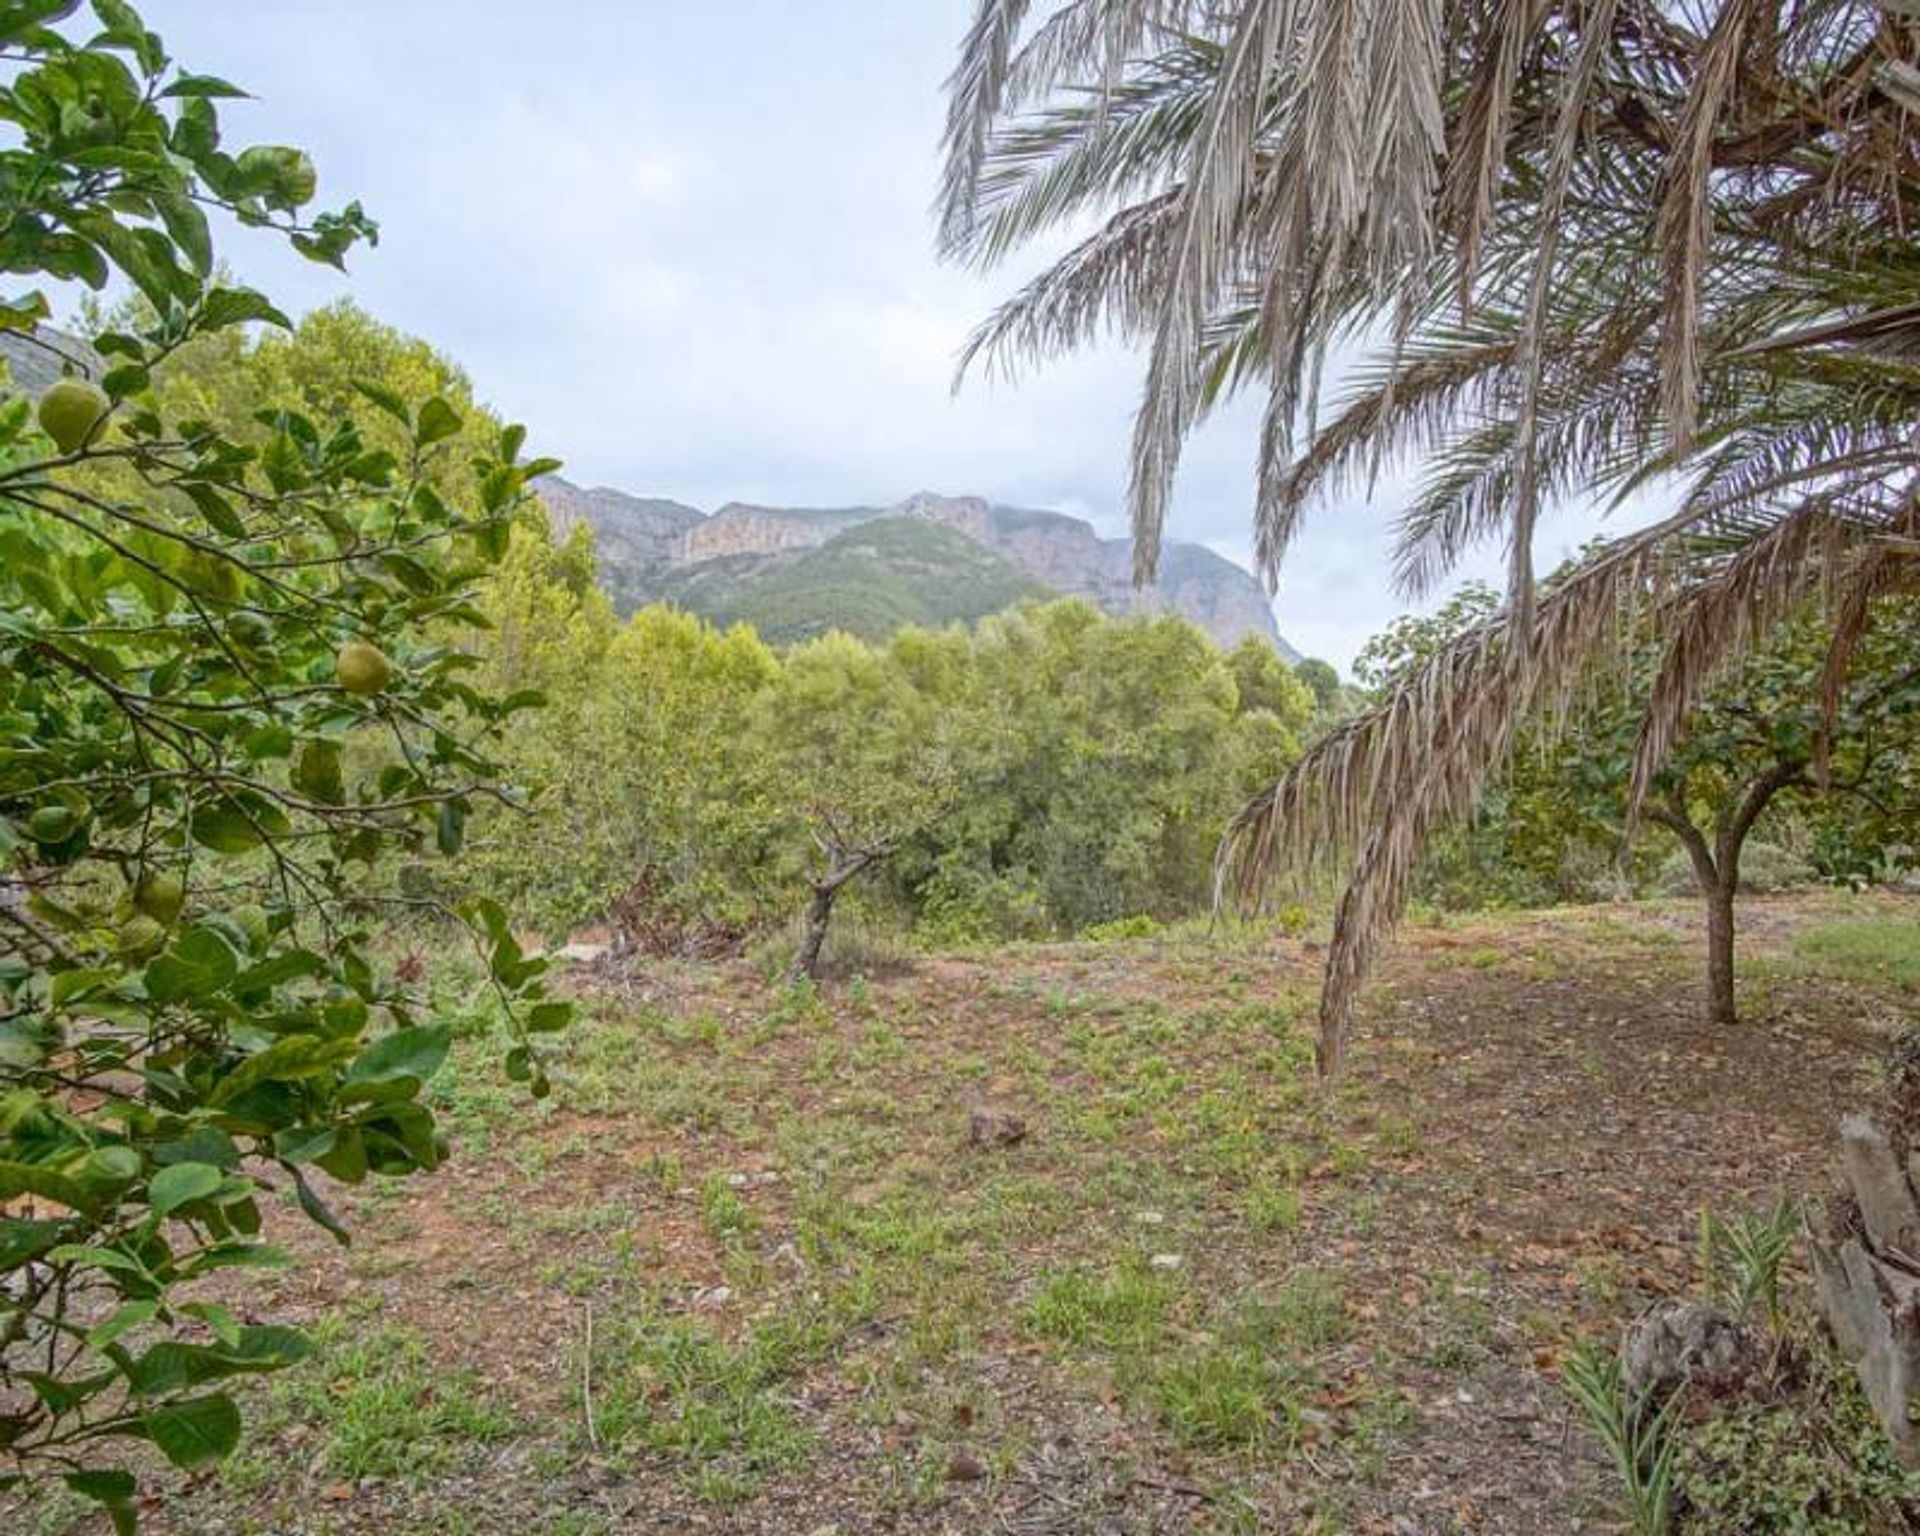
[[943, 2, 1920, 1069]]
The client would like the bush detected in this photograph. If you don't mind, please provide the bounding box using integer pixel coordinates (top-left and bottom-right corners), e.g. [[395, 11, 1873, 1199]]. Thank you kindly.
[[1084, 913, 1161, 941], [1653, 840, 1812, 897]]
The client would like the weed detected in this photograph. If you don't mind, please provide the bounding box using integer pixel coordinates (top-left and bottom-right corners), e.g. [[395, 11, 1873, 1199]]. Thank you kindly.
[[1023, 1262, 1182, 1352], [261, 1319, 511, 1483], [1152, 1346, 1289, 1448], [1562, 1340, 1680, 1536], [1697, 1197, 1797, 1332], [698, 1173, 757, 1239], [593, 1304, 826, 1491], [1243, 1176, 1303, 1235]]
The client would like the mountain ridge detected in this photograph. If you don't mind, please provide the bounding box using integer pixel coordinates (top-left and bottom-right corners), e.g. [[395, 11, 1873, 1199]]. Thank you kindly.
[[538, 478, 1298, 658]]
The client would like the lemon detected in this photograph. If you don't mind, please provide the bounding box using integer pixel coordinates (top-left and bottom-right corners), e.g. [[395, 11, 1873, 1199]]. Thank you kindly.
[[37, 377, 109, 454], [335, 641, 395, 697], [133, 871, 186, 925], [224, 611, 273, 649], [230, 903, 271, 950], [29, 804, 76, 843], [116, 914, 168, 963]]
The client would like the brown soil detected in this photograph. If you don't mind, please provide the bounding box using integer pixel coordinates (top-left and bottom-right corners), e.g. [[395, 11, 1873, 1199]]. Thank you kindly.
[[15, 890, 1917, 1535]]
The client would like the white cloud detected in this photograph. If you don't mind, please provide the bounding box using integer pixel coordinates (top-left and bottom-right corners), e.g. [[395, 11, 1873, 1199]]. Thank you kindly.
[[128, 0, 1639, 669]]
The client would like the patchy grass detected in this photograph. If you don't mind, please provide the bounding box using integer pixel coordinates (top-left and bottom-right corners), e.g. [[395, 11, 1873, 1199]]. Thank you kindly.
[[1791, 914, 1920, 991], [10, 890, 1908, 1536]]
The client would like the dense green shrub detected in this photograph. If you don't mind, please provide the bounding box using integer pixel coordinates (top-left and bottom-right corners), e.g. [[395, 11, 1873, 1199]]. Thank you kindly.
[[464, 565, 1316, 945]]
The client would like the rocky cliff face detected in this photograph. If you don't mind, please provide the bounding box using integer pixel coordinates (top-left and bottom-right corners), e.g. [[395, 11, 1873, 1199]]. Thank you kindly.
[[682, 503, 869, 563], [536, 477, 1297, 657]]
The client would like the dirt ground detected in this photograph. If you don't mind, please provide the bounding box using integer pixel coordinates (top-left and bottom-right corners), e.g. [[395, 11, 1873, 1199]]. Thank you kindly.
[[13, 890, 1917, 1535]]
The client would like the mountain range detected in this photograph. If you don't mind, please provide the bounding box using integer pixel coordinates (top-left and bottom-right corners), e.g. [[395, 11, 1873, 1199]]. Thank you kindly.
[[537, 479, 1299, 657]]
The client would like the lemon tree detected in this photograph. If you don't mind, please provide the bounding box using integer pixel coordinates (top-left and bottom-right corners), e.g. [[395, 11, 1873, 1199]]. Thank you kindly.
[[0, 3, 569, 1519]]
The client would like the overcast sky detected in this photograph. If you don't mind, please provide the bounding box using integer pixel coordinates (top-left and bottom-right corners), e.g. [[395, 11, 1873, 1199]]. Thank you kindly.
[[129, 1, 1618, 668]]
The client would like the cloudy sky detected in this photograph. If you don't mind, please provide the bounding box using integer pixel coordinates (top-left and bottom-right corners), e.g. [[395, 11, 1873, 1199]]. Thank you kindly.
[[132, 1, 1615, 668]]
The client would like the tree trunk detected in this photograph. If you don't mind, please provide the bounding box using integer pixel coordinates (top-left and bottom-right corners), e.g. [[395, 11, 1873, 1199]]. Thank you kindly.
[[1704, 876, 1738, 1025], [1651, 762, 1804, 1028], [789, 879, 838, 983], [787, 842, 889, 984]]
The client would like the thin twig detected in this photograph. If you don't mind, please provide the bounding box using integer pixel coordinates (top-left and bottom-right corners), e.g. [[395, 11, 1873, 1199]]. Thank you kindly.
[[581, 1300, 600, 1451]]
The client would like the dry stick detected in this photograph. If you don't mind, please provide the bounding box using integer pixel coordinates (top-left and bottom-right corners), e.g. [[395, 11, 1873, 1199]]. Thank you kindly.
[[582, 1300, 600, 1451]]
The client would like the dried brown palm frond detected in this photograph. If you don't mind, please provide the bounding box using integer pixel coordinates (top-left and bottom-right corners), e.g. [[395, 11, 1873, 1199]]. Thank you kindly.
[[1212, 185, 1917, 1069], [1810, 507, 1920, 785], [946, 1, 1916, 582], [1218, 514, 1693, 1071], [940, 0, 1206, 258]]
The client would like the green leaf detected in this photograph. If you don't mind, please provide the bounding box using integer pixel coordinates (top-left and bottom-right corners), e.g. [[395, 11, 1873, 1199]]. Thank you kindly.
[[181, 481, 245, 537], [352, 378, 410, 424], [64, 1469, 135, 1502], [435, 796, 465, 855], [290, 1163, 350, 1244], [291, 738, 344, 805], [144, 927, 241, 1003], [0, 1161, 94, 1212], [210, 1034, 356, 1106], [187, 800, 262, 854], [162, 72, 249, 99], [142, 1392, 241, 1469], [155, 191, 212, 277], [45, 1243, 149, 1277], [0, 1217, 65, 1269], [63, 1467, 136, 1533], [414, 396, 462, 446], [86, 1300, 160, 1351], [344, 1023, 451, 1087], [149, 1160, 223, 1216], [0, 3, 77, 50], [199, 285, 291, 333]]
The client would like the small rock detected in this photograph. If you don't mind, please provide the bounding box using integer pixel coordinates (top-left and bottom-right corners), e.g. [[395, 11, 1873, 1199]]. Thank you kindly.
[[726, 1172, 751, 1189], [1133, 1210, 1165, 1225], [553, 942, 609, 964], [1148, 1253, 1184, 1271], [945, 1451, 987, 1482], [968, 1108, 1028, 1149]]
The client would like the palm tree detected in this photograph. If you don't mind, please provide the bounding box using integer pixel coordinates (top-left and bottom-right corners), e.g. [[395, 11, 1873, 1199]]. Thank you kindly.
[[943, 1, 1920, 1071]]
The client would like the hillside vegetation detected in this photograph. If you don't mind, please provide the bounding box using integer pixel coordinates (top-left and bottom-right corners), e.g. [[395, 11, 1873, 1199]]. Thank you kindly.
[[650, 516, 1048, 642]]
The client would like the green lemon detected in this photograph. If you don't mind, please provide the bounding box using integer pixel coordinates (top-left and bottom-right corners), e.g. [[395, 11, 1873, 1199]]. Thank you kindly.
[[335, 641, 396, 697], [116, 914, 168, 963], [133, 871, 186, 925], [29, 804, 76, 844], [37, 377, 109, 454]]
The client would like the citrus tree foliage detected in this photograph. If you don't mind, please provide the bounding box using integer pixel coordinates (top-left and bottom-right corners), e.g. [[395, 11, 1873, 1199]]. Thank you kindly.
[[0, 5, 569, 1516], [1359, 587, 1920, 914]]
